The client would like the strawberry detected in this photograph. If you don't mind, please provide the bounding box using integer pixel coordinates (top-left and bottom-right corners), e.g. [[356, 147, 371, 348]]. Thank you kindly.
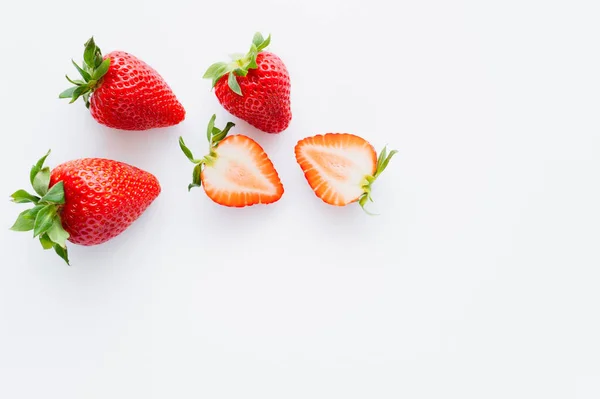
[[294, 133, 397, 212], [179, 115, 284, 207], [60, 37, 185, 131], [10, 151, 161, 264], [203, 33, 291, 134]]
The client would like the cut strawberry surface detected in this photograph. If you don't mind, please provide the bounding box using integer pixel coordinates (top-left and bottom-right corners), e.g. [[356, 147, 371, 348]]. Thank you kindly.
[[179, 115, 284, 207], [295, 133, 397, 212]]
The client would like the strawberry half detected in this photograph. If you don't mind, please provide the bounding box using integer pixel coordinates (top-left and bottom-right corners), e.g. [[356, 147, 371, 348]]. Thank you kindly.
[[179, 115, 284, 207], [203, 33, 291, 134], [60, 37, 185, 131], [294, 133, 397, 212], [10, 151, 161, 264]]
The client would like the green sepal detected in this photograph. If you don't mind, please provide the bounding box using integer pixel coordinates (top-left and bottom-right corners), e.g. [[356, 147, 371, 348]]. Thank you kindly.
[[41, 181, 65, 204], [374, 147, 398, 179], [10, 150, 72, 265], [10, 189, 40, 204], [357, 146, 398, 214], [53, 244, 70, 266], [32, 167, 50, 196], [188, 163, 203, 191], [33, 204, 56, 237], [59, 87, 77, 99], [10, 209, 36, 231], [92, 58, 111, 80], [47, 216, 70, 248], [179, 115, 236, 193], [61, 36, 111, 107], [39, 234, 54, 250], [30, 149, 51, 185], [212, 122, 235, 144], [206, 114, 216, 142], [228, 72, 243, 96], [72, 59, 91, 81], [83, 36, 102, 68], [202, 32, 272, 95]]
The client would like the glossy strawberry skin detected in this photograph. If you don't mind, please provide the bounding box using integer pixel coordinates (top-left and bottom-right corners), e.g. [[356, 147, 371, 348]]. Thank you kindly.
[[215, 52, 291, 134], [89, 51, 185, 131], [49, 159, 161, 246]]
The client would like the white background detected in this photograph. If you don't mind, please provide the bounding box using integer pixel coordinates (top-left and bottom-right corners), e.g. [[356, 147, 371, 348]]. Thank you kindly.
[[1, 0, 599, 398]]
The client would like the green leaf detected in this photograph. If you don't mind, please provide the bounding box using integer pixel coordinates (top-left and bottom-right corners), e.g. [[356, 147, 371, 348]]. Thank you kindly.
[[246, 45, 259, 69], [257, 34, 271, 51], [83, 36, 97, 68], [65, 75, 84, 86], [10, 209, 36, 232], [53, 244, 70, 265], [47, 216, 69, 248], [228, 72, 242, 96], [376, 149, 398, 177], [206, 114, 217, 142], [10, 189, 40, 204], [253, 32, 271, 52], [212, 122, 235, 144], [189, 163, 203, 191], [41, 181, 65, 204], [33, 204, 56, 237], [252, 32, 265, 47], [59, 87, 77, 99], [30, 150, 51, 185], [377, 146, 388, 171], [24, 204, 45, 219], [92, 58, 110, 80], [358, 194, 378, 216], [179, 137, 196, 163], [32, 167, 50, 196], [39, 234, 53, 250], [233, 67, 249, 77], [82, 92, 91, 109], [70, 85, 89, 103], [203, 62, 228, 79], [72, 60, 91, 81]]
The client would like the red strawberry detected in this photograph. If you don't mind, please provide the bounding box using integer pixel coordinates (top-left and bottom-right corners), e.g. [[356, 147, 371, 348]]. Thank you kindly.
[[294, 133, 397, 212], [203, 33, 291, 134], [10, 151, 161, 264], [60, 37, 185, 130], [179, 115, 284, 207]]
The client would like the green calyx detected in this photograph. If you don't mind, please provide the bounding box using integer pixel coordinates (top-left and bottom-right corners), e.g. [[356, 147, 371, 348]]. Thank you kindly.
[[59, 36, 111, 108], [10, 150, 70, 265], [202, 32, 271, 96], [358, 146, 399, 215], [179, 114, 236, 191]]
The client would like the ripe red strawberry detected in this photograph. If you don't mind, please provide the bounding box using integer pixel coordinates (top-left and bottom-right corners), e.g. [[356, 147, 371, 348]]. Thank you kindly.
[[203, 33, 291, 134], [10, 151, 161, 264], [179, 115, 284, 207], [60, 37, 185, 131], [294, 133, 397, 212]]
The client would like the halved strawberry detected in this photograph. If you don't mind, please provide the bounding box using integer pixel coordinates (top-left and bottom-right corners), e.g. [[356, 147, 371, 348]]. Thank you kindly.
[[179, 115, 284, 207], [294, 133, 397, 212]]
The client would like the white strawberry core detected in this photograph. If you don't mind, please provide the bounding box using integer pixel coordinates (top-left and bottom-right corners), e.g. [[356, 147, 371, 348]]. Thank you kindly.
[[203, 138, 277, 194], [302, 145, 374, 203]]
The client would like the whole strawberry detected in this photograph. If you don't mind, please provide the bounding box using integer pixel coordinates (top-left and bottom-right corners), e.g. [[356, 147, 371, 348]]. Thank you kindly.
[[203, 33, 291, 134], [60, 37, 185, 131], [10, 151, 161, 264]]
